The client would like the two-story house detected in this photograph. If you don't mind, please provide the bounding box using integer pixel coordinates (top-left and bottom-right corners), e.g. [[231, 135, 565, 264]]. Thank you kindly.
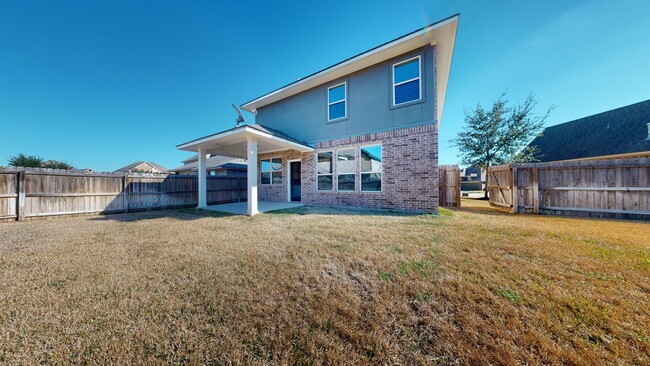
[[177, 15, 459, 215]]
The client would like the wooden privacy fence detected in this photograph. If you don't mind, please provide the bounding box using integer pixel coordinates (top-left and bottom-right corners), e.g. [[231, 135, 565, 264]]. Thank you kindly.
[[0, 167, 247, 221], [487, 157, 650, 219], [439, 164, 461, 208]]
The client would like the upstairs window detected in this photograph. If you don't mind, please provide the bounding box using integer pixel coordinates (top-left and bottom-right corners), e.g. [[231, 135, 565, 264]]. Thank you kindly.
[[336, 148, 356, 191], [360, 145, 382, 192], [392, 56, 421, 106], [328, 83, 347, 121], [261, 158, 282, 184], [317, 152, 333, 190]]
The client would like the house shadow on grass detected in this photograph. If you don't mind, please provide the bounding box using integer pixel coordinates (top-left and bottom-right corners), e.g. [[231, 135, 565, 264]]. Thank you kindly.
[[456, 198, 511, 217], [90, 201, 503, 223], [264, 205, 427, 218], [89, 207, 237, 222]]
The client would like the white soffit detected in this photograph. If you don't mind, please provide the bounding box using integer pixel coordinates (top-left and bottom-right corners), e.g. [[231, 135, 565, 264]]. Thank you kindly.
[[241, 15, 459, 123], [176, 126, 313, 159]]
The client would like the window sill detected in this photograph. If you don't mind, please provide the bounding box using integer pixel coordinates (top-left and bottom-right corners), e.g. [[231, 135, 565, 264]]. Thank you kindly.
[[326, 116, 349, 125], [390, 98, 425, 110]]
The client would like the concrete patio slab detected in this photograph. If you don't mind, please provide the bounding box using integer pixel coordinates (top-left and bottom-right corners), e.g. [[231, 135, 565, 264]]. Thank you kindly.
[[202, 201, 304, 215]]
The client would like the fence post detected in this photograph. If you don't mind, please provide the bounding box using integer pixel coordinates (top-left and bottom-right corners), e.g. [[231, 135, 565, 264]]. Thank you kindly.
[[532, 166, 539, 214], [123, 174, 129, 213], [16, 170, 26, 221], [439, 167, 447, 207], [511, 166, 518, 213], [455, 167, 461, 207]]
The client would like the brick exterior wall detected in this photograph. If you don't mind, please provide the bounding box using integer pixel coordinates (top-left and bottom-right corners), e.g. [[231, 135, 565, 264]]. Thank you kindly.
[[258, 150, 303, 203], [258, 124, 438, 213]]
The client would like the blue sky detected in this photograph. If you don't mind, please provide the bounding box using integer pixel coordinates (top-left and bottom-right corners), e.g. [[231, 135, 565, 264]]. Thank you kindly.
[[1, 0, 649, 171]]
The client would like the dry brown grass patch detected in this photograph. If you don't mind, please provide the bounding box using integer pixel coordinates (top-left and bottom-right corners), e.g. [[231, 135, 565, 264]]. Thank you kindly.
[[0, 200, 648, 364]]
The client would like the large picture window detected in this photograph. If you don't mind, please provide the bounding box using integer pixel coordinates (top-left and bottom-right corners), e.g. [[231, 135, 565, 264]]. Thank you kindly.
[[328, 83, 347, 121], [360, 145, 382, 192], [317, 152, 333, 190], [336, 148, 356, 191], [261, 158, 282, 184], [392, 56, 421, 106]]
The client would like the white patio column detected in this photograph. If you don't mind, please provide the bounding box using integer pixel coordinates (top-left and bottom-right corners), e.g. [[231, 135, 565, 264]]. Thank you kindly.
[[247, 135, 259, 215], [197, 147, 207, 208]]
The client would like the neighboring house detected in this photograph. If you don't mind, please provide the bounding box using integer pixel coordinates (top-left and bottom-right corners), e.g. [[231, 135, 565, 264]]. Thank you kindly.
[[177, 15, 459, 214], [168, 154, 247, 177], [114, 161, 168, 174], [460, 165, 485, 191], [528, 99, 650, 162]]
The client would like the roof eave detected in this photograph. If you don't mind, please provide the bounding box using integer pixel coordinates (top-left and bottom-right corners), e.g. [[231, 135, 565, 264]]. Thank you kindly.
[[176, 125, 314, 154], [240, 14, 459, 123]]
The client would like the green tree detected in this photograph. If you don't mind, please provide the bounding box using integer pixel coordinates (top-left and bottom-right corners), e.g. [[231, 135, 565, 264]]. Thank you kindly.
[[451, 93, 551, 199], [6, 154, 75, 170], [42, 161, 75, 170], [7, 153, 44, 168]]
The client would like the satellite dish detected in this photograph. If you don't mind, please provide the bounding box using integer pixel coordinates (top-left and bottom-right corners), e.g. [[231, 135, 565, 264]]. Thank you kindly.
[[232, 104, 258, 127], [232, 104, 245, 126]]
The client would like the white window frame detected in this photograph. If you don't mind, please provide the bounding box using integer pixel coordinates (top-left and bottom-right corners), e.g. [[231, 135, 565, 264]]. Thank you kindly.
[[336, 147, 356, 192], [316, 151, 334, 191], [392, 55, 422, 107], [327, 82, 347, 121], [359, 144, 383, 193], [260, 157, 282, 185]]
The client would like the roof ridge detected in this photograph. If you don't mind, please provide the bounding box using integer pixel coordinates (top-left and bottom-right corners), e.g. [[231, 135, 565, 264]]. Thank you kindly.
[[546, 98, 650, 130], [240, 14, 460, 109]]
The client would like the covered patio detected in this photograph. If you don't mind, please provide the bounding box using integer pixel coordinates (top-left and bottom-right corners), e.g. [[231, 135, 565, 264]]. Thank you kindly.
[[176, 124, 313, 215]]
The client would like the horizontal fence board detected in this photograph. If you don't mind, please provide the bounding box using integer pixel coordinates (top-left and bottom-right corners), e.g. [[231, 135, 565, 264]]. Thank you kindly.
[[26, 192, 122, 197], [543, 186, 650, 192], [521, 205, 650, 216]]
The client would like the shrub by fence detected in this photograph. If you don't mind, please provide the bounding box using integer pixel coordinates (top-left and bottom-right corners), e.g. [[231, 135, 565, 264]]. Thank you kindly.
[[0, 167, 246, 221], [487, 157, 649, 220]]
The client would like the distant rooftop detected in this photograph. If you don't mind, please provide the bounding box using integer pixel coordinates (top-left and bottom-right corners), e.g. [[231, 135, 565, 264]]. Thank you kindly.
[[528, 99, 650, 162], [114, 161, 168, 173], [168, 155, 246, 173]]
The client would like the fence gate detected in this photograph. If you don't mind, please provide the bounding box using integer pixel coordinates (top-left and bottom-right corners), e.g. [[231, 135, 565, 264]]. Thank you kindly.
[[487, 166, 514, 210], [439, 164, 461, 207]]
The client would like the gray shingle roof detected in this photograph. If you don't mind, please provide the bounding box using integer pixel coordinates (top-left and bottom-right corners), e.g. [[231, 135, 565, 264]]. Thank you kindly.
[[168, 155, 247, 173], [247, 124, 312, 147], [528, 99, 650, 162], [176, 123, 312, 149], [114, 161, 168, 173]]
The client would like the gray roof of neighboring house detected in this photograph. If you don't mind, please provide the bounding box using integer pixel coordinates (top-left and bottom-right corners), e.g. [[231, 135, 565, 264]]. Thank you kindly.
[[168, 155, 247, 173], [114, 161, 168, 173], [528, 99, 650, 162], [182, 154, 199, 164]]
